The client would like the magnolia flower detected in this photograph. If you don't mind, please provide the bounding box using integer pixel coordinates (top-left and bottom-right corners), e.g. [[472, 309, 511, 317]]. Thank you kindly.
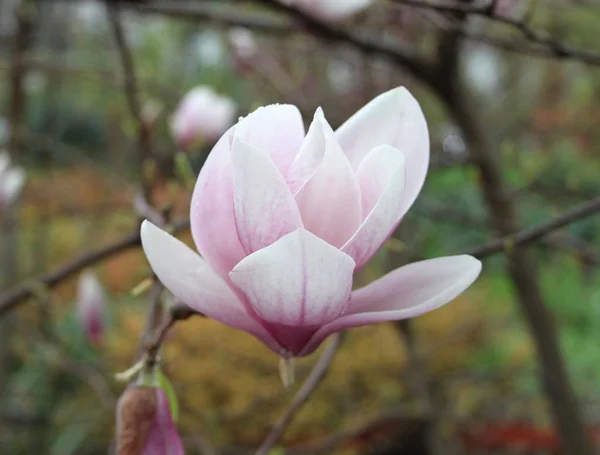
[[170, 86, 236, 150], [142, 87, 482, 358], [76, 271, 107, 345], [0, 152, 26, 210], [116, 386, 184, 455], [278, 0, 375, 22]]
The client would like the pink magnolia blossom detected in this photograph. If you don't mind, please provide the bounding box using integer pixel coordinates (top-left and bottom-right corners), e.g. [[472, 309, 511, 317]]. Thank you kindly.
[[0, 152, 26, 210], [116, 386, 184, 455], [170, 86, 236, 150], [76, 271, 107, 345], [278, 0, 375, 22], [141, 87, 482, 358]]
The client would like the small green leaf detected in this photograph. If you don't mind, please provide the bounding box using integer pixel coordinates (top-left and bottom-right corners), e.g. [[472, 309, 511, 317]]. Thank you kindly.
[[268, 448, 285, 455], [157, 369, 180, 422]]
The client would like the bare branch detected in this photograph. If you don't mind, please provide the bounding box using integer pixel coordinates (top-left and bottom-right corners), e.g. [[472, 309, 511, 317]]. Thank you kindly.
[[394, 0, 600, 65], [466, 196, 600, 259], [107, 3, 155, 198], [0, 219, 190, 316]]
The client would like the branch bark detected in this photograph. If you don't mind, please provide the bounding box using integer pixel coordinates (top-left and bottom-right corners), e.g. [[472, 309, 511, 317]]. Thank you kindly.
[[0, 219, 190, 316]]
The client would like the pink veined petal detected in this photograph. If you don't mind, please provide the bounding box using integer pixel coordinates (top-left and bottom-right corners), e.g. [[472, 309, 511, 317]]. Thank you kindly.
[[234, 104, 305, 175], [142, 388, 184, 455], [232, 138, 303, 255], [191, 104, 305, 277], [300, 255, 482, 356], [335, 87, 429, 219], [229, 228, 355, 328], [294, 109, 362, 248], [286, 108, 328, 195], [342, 146, 405, 268], [190, 128, 246, 277], [140, 220, 282, 353]]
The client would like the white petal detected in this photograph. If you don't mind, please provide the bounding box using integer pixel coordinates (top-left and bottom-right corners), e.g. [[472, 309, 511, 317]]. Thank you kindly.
[[140, 221, 281, 352], [234, 104, 305, 175], [300, 255, 482, 355], [335, 87, 429, 218], [293, 110, 362, 248], [356, 145, 405, 218], [232, 138, 303, 254], [286, 108, 328, 195], [229, 228, 355, 327], [1, 167, 26, 205], [342, 147, 405, 267]]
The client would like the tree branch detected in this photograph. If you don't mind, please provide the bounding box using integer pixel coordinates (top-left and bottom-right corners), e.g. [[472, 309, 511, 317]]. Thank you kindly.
[[0, 219, 190, 317], [107, 3, 155, 199], [394, 0, 600, 65], [466, 196, 600, 259]]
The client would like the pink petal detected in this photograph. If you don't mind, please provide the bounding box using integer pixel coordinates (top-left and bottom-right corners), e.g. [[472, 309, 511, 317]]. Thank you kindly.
[[191, 104, 305, 277], [77, 271, 107, 345], [190, 128, 246, 277], [282, 0, 374, 22], [232, 138, 303, 255], [141, 221, 281, 353], [342, 146, 405, 268], [229, 228, 355, 328], [294, 109, 362, 248], [142, 388, 184, 455], [300, 255, 481, 356], [234, 104, 305, 175], [335, 87, 429, 219], [286, 108, 328, 194]]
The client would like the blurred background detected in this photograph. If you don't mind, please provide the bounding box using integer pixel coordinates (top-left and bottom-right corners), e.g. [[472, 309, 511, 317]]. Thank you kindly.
[[0, 0, 599, 454]]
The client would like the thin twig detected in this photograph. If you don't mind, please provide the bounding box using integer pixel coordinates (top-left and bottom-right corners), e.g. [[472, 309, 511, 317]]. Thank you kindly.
[[107, 3, 154, 199], [144, 302, 201, 366], [394, 0, 600, 65], [255, 333, 341, 455], [0, 218, 190, 316], [466, 196, 600, 259]]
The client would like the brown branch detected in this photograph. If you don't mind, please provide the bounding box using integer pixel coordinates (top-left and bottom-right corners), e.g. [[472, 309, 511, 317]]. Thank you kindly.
[[466, 196, 600, 259], [127, 0, 290, 33], [107, 3, 154, 199], [128, 0, 438, 88], [0, 218, 190, 317], [144, 302, 202, 366], [255, 333, 341, 455], [394, 0, 600, 65]]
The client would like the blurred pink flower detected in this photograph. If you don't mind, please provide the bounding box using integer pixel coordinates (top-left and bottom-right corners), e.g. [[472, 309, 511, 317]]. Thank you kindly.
[[170, 86, 236, 150], [0, 152, 26, 210], [76, 271, 107, 345], [142, 87, 482, 358], [278, 0, 375, 22], [116, 386, 184, 455]]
